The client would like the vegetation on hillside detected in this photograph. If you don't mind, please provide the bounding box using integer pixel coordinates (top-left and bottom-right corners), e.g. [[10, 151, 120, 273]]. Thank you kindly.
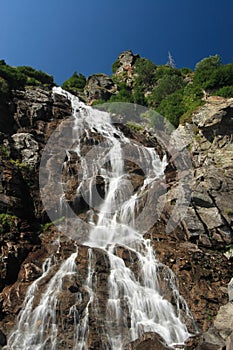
[[108, 53, 233, 127], [61, 72, 86, 95], [0, 59, 54, 102], [1, 52, 233, 128]]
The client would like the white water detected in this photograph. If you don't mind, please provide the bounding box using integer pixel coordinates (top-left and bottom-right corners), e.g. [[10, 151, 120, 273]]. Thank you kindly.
[[6, 88, 196, 349]]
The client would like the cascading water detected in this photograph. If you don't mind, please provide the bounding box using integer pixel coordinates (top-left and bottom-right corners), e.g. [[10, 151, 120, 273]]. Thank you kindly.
[[5, 88, 197, 349]]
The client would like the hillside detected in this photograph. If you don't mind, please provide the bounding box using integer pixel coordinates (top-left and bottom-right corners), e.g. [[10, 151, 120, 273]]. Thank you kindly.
[[0, 53, 232, 349]]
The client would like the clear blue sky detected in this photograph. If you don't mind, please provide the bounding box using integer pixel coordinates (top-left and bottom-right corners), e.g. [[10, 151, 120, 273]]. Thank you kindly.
[[1, 0, 233, 85]]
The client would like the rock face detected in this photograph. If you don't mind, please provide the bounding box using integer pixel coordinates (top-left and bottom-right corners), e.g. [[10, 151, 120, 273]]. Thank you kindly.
[[114, 50, 140, 86], [151, 97, 233, 349], [0, 86, 232, 349], [84, 73, 117, 104]]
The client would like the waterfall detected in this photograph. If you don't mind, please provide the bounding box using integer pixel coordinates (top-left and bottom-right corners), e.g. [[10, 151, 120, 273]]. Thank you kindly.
[[5, 88, 197, 349]]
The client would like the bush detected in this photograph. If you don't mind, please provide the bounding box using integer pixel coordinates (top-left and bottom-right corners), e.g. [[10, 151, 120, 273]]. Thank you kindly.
[[180, 67, 193, 76], [214, 86, 233, 98], [62, 72, 86, 94], [133, 58, 157, 89], [0, 64, 27, 89], [0, 213, 19, 233], [148, 74, 184, 107], [194, 54, 221, 88], [110, 82, 133, 103], [0, 60, 54, 91], [157, 89, 187, 127], [204, 63, 233, 90], [112, 59, 121, 73], [17, 66, 54, 86], [0, 77, 10, 101]]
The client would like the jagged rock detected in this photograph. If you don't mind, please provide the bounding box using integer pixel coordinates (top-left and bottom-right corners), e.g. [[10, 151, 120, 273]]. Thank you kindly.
[[117, 50, 139, 71], [0, 84, 233, 348], [84, 73, 116, 104], [12, 133, 39, 166], [12, 88, 53, 128], [114, 50, 140, 86]]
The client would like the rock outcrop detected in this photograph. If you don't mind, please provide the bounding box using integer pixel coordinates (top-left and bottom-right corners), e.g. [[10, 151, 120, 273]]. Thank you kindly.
[[113, 50, 140, 86], [84, 73, 117, 104], [0, 86, 232, 349]]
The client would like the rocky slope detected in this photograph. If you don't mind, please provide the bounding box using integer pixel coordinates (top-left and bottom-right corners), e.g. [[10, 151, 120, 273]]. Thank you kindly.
[[0, 86, 232, 349]]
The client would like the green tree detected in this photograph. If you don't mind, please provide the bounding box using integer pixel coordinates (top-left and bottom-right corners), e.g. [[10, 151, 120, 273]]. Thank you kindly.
[[133, 58, 157, 89], [194, 54, 221, 88], [204, 63, 233, 90], [157, 89, 186, 127], [214, 86, 233, 98], [148, 74, 184, 107]]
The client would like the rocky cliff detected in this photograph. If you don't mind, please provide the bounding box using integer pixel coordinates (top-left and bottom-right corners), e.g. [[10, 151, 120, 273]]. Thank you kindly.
[[0, 85, 232, 349]]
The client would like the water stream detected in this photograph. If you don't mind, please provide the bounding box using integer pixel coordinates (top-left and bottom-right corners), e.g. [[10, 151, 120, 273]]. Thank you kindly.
[[5, 88, 196, 349]]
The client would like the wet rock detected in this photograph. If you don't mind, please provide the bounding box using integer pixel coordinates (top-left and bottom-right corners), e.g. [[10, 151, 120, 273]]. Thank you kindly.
[[0, 83, 233, 348]]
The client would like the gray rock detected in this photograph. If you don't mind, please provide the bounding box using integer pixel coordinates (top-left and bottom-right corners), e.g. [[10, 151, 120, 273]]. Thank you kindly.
[[198, 327, 225, 349], [214, 302, 233, 332], [12, 133, 39, 166], [226, 332, 233, 350], [228, 278, 233, 302], [196, 207, 223, 230], [84, 74, 116, 103]]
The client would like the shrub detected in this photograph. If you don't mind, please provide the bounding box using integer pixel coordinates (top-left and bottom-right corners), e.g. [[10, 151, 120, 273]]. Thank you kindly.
[[194, 54, 221, 88], [17, 66, 54, 86], [204, 63, 233, 90], [153, 65, 181, 81], [180, 67, 193, 76], [62, 72, 86, 94], [0, 64, 27, 89], [133, 58, 157, 89], [214, 86, 233, 98], [157, 89, 186, 127], [110, 82, 133, 103], [112, 59, 121, 73], [0, 77, 10, 101], [148, 74, 184, 107], [0, 214, 19, 233]]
